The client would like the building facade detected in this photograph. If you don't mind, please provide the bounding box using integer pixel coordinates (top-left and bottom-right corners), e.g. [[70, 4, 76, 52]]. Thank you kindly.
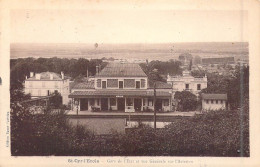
[[69, 63, 173, 112], [167, 70, 207, 96], [201, 93, 227, 111], [24, 72, 70, 105]]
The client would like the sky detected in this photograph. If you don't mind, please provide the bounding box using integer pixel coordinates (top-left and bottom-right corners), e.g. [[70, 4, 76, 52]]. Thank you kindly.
[[11, 9, 248, 43]]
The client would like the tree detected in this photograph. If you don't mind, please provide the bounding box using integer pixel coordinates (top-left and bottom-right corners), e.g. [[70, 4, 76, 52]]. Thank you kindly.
[[174, 91, 198, 111], [49, 91, 63, 109]]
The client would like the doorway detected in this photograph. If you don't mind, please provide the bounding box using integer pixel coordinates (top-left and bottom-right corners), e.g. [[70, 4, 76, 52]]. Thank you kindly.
[[80, 99, 88, 111], [101, 98, 108, 110], [134, 98, 142, 111], [155, 99, 162, 111], [117, 98, 125, 111]]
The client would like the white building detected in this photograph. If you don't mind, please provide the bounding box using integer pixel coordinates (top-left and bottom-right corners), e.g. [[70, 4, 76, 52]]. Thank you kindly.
[[201, 93, 227, 111], [167, 70, 207, 96], [24, 72, 70, 105]]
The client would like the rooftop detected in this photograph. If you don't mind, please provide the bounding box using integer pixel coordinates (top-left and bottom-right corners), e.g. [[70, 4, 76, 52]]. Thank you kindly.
[[69, 90, 171, 98], [148, 81, 172, 89], [201, 93, 227, 100], [26, 72, 69, 81], [70, 80, 95, 89], [95, 62, 147, 77]]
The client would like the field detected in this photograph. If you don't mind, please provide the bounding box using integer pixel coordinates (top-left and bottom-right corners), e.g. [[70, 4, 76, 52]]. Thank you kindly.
[[10, 42, 249, 61]]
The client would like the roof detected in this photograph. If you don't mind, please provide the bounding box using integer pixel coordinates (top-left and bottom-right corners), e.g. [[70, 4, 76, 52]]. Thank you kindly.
[[201, 93, 227, 100], [69, 90, 171, 98], [148, 81, 172, 89], [202, 57, 234, 64], [71, 80, 95, 89], [95, 62, 147, 77], [27, 72, 70, 81]]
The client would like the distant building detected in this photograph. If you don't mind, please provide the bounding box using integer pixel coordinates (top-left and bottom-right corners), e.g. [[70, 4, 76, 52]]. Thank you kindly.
[[202, 57, 235, 65], [24, 72, 71, 105], [167, 70, 207, 96], [178, 53, 193, 69], [201, 93, 227, 111], [69, 62, 173, 112]]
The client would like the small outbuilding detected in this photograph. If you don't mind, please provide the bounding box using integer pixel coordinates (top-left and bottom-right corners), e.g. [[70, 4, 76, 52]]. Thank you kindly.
[[201, 93, 227, 111]]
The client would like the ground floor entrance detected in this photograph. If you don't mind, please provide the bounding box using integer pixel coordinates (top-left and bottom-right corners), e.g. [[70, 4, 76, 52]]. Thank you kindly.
[[80, 98, 88, 110], [101, 98, 109, 111], [134, 98, 142, 111], [155, 99, 163, 111], [71, 97, 171, 112], [117, 98, 125, 110]]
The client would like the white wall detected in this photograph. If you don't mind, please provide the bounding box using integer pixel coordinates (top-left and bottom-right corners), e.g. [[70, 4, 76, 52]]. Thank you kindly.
[[24, 79, 70, 105], [202, 99, 226, 111]]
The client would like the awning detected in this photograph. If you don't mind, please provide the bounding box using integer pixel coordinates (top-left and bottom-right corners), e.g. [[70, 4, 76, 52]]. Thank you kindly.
[[69, 90, 171, 98]]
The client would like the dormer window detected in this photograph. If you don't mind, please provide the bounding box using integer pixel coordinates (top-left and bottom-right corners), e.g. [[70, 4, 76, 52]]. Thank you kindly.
[[102, 81, 106, 89], [136, 81, 140, 89], [119, 81, 123, 89]]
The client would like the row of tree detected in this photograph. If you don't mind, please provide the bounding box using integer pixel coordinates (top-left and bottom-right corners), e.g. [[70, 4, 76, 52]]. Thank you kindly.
[[10, 57, 105, 90]]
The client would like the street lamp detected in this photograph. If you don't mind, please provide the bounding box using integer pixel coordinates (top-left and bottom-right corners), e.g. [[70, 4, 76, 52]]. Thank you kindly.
[[153, 82, 157, 130], [149, 68, 158, 130]]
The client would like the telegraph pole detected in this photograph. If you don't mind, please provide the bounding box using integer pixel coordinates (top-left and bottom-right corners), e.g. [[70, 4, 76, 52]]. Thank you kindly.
[[154, 82, 157, 129]]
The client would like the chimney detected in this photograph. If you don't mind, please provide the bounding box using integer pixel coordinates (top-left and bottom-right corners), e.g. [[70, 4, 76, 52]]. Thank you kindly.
[[30, 72, 34, 78], [35, 73, 41, 80], [50, 73, 53, 80], [96, 65, 99, 74], [61, 71, 64, 79]]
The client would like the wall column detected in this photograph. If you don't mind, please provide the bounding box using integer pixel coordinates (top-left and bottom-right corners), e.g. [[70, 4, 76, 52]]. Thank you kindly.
[[88, 99, 91, 111], [141, 98, 143, 111], [108, 98, 111, 110]]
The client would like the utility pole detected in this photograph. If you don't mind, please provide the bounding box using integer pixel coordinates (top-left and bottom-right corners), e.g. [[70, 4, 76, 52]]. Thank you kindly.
[[154, 82, 157, 129]]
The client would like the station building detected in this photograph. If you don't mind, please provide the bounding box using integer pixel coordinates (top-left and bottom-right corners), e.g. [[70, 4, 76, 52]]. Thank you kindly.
[[69, 62, 173, 112]]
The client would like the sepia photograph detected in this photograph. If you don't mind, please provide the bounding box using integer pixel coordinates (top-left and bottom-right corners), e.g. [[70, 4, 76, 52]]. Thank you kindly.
[[9, 6, 250, 157], [2, 0, 260, 166]]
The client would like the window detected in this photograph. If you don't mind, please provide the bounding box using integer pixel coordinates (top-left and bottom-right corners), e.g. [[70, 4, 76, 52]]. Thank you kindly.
[[185, 84, 189, 89], [126, 98, 133, 106], [136, 81, 140, 89], [197, 84, 201, 90], [216, 100, 218, 104], [211, 100, 214, 103], [148, 99, 153, 106], [220, 100, 223, 104], [102, 81, 106, 89], [42, 82, 45, 87], [163, 99, 169, 106], [110, 98, 116, 106], [206, 100, 209, 104], [119, 81, 123, 89]]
